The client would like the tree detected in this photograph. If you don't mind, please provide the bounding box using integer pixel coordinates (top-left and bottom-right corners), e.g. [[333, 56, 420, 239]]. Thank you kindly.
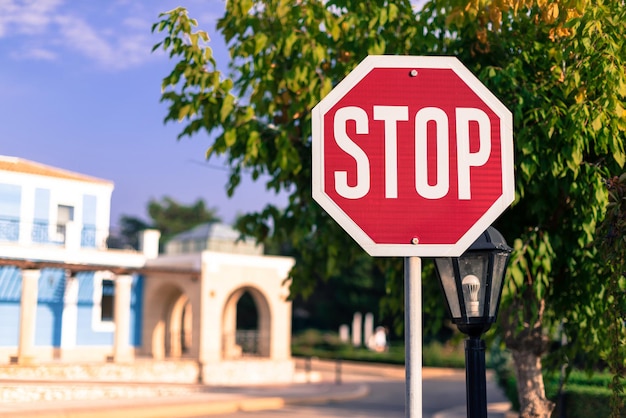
[[117, 215, 151, 249], [431, 2, 626, 415], [152, 2, 625, 416], [263, 225, 397, 334], [118, 196, 221, 249], [152, 0, 447, 336], [595, 173, 626, 418]]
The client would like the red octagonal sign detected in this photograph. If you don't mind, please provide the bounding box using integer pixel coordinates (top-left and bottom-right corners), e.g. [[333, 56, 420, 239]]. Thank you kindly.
[[312, 56, 514, 257]]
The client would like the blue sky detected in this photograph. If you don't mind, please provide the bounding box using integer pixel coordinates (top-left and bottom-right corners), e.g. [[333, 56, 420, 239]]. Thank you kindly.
[[0, 0, 287, 228]]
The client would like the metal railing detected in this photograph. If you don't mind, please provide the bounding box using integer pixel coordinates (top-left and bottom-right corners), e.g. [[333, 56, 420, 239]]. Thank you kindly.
[[31, 220, 50, 243], [80, 225, 97, 248], [0, 217, 107, 249], [236, 330, 262, 356], [222, 330, 270, 359], [0, 217, 19, 242]]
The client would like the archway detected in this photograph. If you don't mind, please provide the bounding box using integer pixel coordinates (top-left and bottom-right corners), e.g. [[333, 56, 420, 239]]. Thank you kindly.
[[165, 293, 191, 358], [148, 284, 193, 360], [222, 286, 271, 359]]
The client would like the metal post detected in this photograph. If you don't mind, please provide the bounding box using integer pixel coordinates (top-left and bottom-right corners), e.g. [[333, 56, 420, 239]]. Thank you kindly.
[[465, 336, 487, 418], [335, 358, 342, 385], [405, 257, 422, 418], [305, 356, 312, 383]]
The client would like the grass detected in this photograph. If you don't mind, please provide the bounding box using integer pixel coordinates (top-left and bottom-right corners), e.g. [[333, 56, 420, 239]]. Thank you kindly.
[[291, 329, 466, 369]]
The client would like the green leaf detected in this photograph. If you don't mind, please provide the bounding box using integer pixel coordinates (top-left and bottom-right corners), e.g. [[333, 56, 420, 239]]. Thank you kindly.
[[321, 77, 333, 97], [255, 32, 268, 54], [178, 104, 191, 121], [592, 114, 603, 131], [329, 21, 340, 41], [219, 94, 235, 123], [284, 33, 298, 57], [223, 129, 237, 147], [388, 4, 399, 21]]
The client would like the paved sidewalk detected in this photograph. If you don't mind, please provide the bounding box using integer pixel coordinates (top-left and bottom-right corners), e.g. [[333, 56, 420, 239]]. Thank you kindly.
[[297, 358, 514, 418], [0, 381, 369, 418], [0, 361, 513, 418]]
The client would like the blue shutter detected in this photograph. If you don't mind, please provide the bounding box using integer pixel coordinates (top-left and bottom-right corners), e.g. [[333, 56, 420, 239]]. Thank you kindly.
[[33, 188, 50, 243], [81, 195, 97, 247], [0, 183, 21, 241]]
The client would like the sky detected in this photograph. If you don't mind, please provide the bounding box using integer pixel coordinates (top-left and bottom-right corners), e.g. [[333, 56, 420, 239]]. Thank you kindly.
[[0, 0, 287, 228]]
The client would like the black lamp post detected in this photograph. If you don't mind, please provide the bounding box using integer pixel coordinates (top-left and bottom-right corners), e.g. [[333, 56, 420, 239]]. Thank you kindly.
[[434, 226, 512, 418]]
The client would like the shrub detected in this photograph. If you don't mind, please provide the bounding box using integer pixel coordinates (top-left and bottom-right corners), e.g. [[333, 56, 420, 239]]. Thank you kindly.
[[559, 385, 626, 418], [291, 329, 466, 368], [493, 364, 626, 417]]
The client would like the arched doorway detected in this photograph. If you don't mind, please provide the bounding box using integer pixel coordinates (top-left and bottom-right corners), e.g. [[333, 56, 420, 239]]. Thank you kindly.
[[222, 287, 271, 359], [149, 284, 193, 360], [165, 294, 192, 358]]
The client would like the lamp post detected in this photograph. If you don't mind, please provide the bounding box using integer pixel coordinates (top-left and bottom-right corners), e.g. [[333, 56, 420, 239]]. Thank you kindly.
[[434, 226, 512, 418]]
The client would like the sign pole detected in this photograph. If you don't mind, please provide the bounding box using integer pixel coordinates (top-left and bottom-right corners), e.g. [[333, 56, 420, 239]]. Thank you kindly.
[[404, 256, 422, 418]]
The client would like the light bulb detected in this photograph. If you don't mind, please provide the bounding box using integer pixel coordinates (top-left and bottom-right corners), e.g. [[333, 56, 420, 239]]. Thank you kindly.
[[462, 274, 481, 316]]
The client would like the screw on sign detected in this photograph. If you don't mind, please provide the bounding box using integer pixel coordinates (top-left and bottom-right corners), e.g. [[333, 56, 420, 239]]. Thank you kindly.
[[312, 55, 514, 257]]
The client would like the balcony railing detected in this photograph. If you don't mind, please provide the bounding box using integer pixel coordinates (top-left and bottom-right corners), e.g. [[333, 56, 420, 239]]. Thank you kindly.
[[31, 220, 50, 243], [0, 217, 105, 249], [0, 217, 19, 242], [81, 225, 97, 248]]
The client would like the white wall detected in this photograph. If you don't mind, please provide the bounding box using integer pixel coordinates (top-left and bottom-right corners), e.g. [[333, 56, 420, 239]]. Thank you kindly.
[[0, 169, 113, 248]]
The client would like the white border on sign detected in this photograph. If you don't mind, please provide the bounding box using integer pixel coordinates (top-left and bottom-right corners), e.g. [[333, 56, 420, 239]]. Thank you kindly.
[[311, 55, 514, 257]]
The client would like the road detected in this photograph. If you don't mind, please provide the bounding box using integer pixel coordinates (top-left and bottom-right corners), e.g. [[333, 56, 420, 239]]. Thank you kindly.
[[201, 360, 508, 418]]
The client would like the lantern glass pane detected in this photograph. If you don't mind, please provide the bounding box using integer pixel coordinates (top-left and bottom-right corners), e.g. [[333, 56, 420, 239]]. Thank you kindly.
[[434, 258, 461, 318], [458, 254, 489, 318], [489, 252, 509, 317]]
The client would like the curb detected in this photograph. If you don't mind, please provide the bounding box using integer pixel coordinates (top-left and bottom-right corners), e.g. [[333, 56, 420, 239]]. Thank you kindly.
[[285, 383, 370, 405], [432, 402, 513, 418]]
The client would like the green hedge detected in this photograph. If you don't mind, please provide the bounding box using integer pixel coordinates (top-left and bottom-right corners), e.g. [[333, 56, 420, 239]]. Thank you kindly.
[[496, 368, 625, 417], [558, 385, 626, 418], [291, 329, 466, 368], [549, 372, 626, 418]]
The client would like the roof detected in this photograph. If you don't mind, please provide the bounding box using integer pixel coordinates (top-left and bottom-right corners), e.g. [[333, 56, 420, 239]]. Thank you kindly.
[[0, 155, 113, 186], [170, 222, 254, 243]]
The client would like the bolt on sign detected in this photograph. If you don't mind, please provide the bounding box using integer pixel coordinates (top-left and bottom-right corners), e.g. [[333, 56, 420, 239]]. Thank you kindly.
[[312, 55, 514, 257]]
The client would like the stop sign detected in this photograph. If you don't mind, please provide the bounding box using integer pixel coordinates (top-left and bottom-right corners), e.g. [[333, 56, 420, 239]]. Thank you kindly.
[[312, 55, 514, 257]]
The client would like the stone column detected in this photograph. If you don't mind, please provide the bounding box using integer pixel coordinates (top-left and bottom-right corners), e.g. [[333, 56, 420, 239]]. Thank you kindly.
[[364, 312, 374, 349], [339, 324, 350, 343], [112, 274, 134, 362], [139, 229, 161, 259], [61, 272, 78, 349], [16, 269, 39, 364], [64, 221, 80, 251], [352, 312, 362, 347]]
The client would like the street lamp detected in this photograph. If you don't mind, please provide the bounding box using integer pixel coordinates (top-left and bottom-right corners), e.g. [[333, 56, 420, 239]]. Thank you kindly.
[[434, 226, 512, 418]]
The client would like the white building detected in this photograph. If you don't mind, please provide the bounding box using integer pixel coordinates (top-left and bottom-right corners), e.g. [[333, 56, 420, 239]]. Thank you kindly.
[[0, 155, 295, 385]]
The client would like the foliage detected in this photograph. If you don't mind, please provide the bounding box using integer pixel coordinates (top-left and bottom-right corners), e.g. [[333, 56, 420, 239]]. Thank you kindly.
[[422, 340, 467, 369], [118, 196, 221, 248], [151, 3, 446, 337], [595, 173, 626, 417], [497, 367, 626, 416], [559, 388, 626, 418], [436, 2, 626, 414], [262, 226, 401, 336], [291, 329, 466, 368], [115, 216, 151, 249], [290, 262, 390, 333], [146, 196, 221, 243]]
